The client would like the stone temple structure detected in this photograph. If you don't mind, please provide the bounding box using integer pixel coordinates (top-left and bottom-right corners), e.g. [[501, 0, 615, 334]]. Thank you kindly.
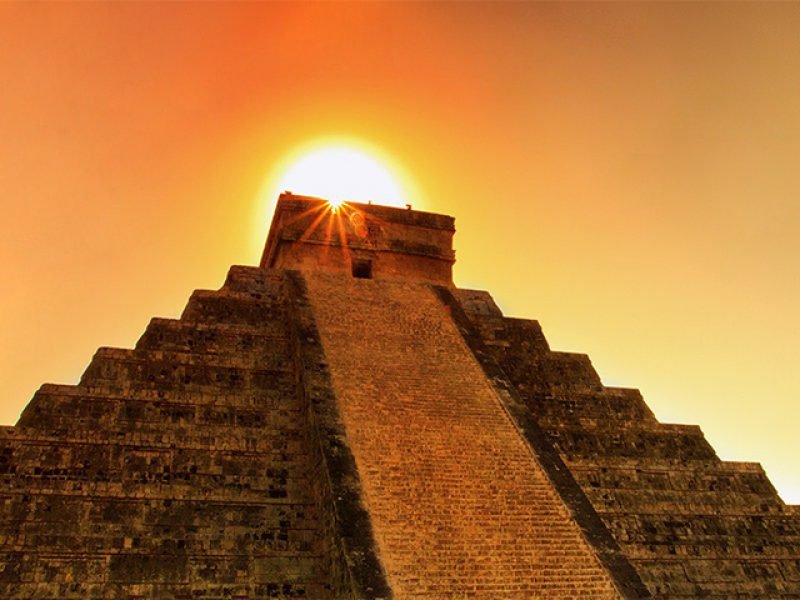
[[0, 193, 798, 598]]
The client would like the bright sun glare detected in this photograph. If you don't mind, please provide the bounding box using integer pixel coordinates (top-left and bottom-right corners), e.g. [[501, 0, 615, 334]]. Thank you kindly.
[[273, 142, 412, 209]]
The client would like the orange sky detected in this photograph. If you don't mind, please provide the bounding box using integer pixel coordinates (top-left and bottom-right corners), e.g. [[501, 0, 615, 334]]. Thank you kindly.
[[1, 3, 799, 503]]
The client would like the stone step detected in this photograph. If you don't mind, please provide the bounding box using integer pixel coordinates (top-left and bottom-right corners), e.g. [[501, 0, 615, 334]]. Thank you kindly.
[[477, 316, 606, 388], [451, 289, 504, 319], [34, 383, 295, 407], [566, 455, 756, 471], [18, 385, 302, 432], [18, 388, 303, 433], [221, 265, 287, 296], [531, 387, 657, 424], [587, 486, 786, 516], [622, 538, 800, 560], [71, 373, 296, 397], [606, 513, 800, 545], [180, 290, 288, 327], [0, 465, 313, 498], [0, 493, 323, 561], [0, 482, 320, 505], [546, 422, 718, 461], [634, 557, 799, 597], [86, 346, 293, 374], [498, 350, 603, 391], [0, 431, 313, 474], [0, 551, 326, 593], [79, 349, 294, 394], [0, 492, 319, 531], [0, 581, 330, 600], [0, 525, 321, 555], [0, 466, 312, 500], [472, 314, 551, 355], [570, 459, 777, 497], [135, 317, 290, 356], [0, 427, 308, 455]]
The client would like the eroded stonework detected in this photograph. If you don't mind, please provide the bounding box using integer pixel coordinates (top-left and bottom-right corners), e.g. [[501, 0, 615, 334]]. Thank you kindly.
[[0, 195, 797, 598]]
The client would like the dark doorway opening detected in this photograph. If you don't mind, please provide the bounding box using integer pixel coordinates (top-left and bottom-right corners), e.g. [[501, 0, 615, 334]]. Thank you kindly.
[[352, 260, 373, 279]]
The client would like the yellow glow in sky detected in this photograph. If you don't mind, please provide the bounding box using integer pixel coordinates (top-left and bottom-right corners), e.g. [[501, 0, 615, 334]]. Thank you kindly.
[[271, 139, 415, 210], [1, 3, 799, 505]]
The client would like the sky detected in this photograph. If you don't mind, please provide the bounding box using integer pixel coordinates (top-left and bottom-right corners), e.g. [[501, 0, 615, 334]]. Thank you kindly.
[[1, 3, 799, 503]]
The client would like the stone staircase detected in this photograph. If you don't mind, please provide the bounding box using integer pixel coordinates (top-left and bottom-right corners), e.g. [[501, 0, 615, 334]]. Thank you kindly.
[[303, 272, 621, 598]]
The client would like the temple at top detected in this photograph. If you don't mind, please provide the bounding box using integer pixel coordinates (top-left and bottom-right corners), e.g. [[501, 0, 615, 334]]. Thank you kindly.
[[261, 193, 456, 284], [0, 194, 797, 598]]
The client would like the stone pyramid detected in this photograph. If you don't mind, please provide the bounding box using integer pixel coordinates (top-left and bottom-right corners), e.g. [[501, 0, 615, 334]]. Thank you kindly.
[[0, 194, 797, 598]]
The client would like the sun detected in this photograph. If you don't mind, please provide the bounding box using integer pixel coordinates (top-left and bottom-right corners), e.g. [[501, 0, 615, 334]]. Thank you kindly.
[[250, 137, 422, 252], [271, 139, 415, 210]]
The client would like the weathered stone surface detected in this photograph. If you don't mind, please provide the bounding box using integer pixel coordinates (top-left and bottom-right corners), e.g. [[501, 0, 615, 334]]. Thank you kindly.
[[1, 195, 797, 597], [0, 268, 355, 598], [451, 287, 800, 597]]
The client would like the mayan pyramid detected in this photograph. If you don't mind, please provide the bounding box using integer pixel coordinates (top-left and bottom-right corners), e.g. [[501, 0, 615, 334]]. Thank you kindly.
[[0, 193, 797, 598]]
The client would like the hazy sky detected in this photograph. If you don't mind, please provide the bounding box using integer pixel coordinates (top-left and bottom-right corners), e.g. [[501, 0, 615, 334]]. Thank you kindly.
[[1, 3, 799, 502]]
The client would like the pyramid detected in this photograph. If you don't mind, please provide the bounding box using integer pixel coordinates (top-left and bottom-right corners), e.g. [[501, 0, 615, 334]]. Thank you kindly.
[[0, 194, 797, 598]]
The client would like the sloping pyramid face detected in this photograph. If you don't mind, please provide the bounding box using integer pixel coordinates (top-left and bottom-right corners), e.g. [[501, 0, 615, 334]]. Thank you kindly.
[[0, 194, 797, 598]]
